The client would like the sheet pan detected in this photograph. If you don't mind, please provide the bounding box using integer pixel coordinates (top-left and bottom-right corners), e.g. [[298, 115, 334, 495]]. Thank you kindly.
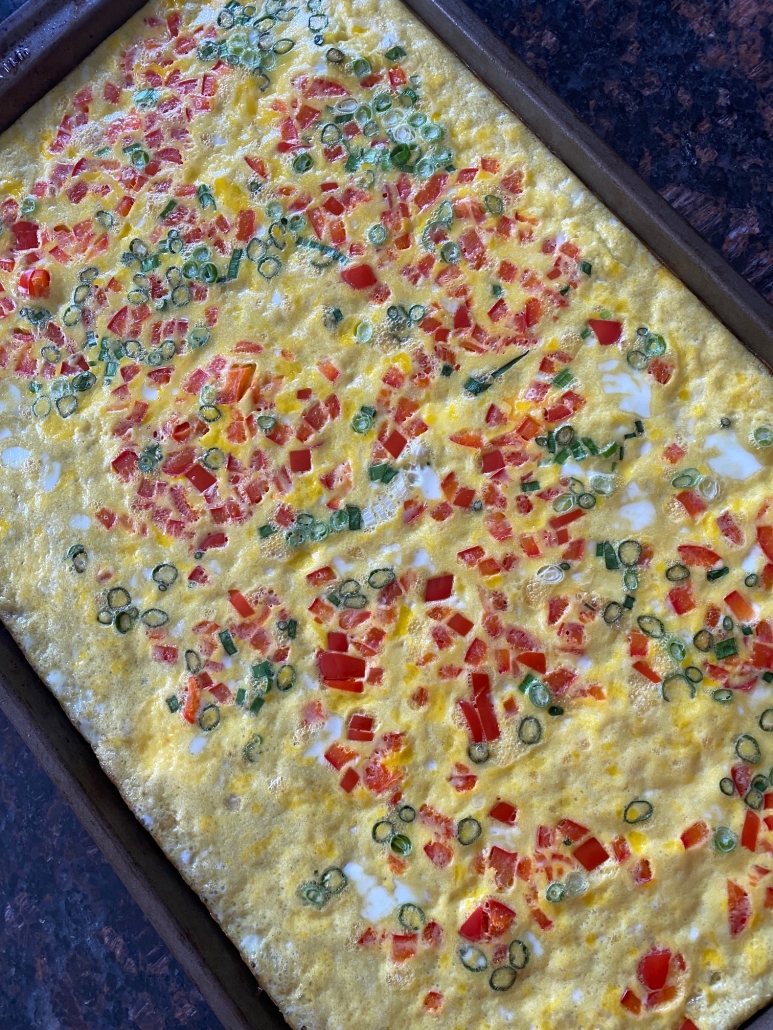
[[0, 0, 771, 1027]]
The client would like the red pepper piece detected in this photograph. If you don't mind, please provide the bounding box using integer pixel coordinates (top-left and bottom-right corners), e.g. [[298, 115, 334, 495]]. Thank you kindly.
[[727, 879, 751, 937], [742, 809, 760, 852], [185, 464, 217, 492], [680, 820, 709, 850], [425, 574, 454, 601], [489, 800, 517, 825], [341, 264, 378, 289], [228, 589, 254, 618], [637, 946, 671, 991], [573, 836, 609, 871], [318, 652, 366, 679], [289, 449, 312, 473], [588, 318, 622, 345]]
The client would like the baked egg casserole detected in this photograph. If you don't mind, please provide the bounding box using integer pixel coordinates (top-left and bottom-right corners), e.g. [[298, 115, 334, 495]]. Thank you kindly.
[[1, 2, 773, 1028]]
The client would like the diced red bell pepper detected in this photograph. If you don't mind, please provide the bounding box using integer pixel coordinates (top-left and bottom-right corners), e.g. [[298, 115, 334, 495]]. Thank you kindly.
[[448, 612, 474, 636], [645, 985, 676, 1008], [680, 820, 709, 850], [742, 809, 760, 852], [488, 846, 518, 889], [679, 1021, 700, 1030], [714, 510, 744, 546], [481, 450, 505, 474], [289, 449, 312, 473], [182, 676, 200, 724], [632, 660, 661, 684], [423, 841, 454, 868], [549, 508, 585, 530], [588, 318, 622, 345], [341, 264, 378, 289], [751, 642, 773, 669], [573, 836, 609, 871], [425, 574, 453, 601], [517, 651, 546, 674], [727, 879, 751, 937], [305, 567, 336, 591], [677, 544, 723, 567], [676, 490, 707, 518], [347, 713, 374, 741], [18, 267, 50, 298], [185, 464, 217, 492], [111, 449, 138, 481], [459, 700, 484, 743], [475, 685, 500, 741], [619, 988, 641, 1015], [668, 582, 696, 615], [611, 836, 631, 863], [384, 429, 407, 458], [340, 767, 359, 792], [631, 858, 653, 885], [318, 652, 366, 679], [637, 946, 671, 991], [11, 221, 40, 250], [758, 524, 773, 561], [489, 800, 517, 825], [556, 818, 588, 842], [327, 631, 348, 652], [459, 900, 515, 943], [324, 741, 358, 769], [228, 589, 254, 617], [725, 590, 755, 623]]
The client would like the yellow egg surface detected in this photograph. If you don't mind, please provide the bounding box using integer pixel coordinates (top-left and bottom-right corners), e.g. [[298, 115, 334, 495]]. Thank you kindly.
[[1, 2, 773, 1029]]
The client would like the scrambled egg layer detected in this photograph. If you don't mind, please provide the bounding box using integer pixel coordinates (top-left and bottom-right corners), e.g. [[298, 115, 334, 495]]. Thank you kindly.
[[0, 2, 772, 1028]]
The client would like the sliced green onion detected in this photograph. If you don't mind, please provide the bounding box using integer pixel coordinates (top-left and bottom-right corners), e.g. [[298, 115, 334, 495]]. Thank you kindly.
[[671, 468, 701, 489], [166, 696, 180, 713], [489, 966, 517, 992], [617, 540, 642, 566], [713, 688, 734, 704], [693, 629, 714, 651], [638, 615, 665, 639], [276, 664, 295, 691], [746, 788, 764, 810], [719, 776, 736, 795], [603, 602, 623, 625], [753, 427, 773, 447], [398, 903, 425, 931], [459, 944, 488, 972], [298, 881, 327, 907], [508, 939, 529, 969], [577, 492, 596, 509], [736, 734, 761, 764], [398, 805, 416, 823], [666, 563, 690, 583], [115, 610, 135, 634], [623, 799, 653, 824], [372, 819, 395, 844], [368, 568, 396, 589], [141, 608, 169, 628], [468, 741, 490, 764], [390, 833, 412, 856], [661, 672, 696, 702], [321, 867, 347, 894], [685, 666, 703, 684], [152, 563, 178, 590], [759, 709, 773, 732], [219, 629, 237, 655], [715, 637, 738, 659], [107, 586, 131, 610], [546, 882, 565, 903], [714, 827, 737, 853], [668, 639, 686, 661], [457, 817, 482, 845], [198, 704, 220, 731], [518, 716, 542, 745], [707, 567, 730, 582]]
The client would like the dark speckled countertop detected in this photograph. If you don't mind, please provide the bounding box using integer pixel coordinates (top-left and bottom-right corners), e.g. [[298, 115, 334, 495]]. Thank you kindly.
[[1, 2, 771, 1028]]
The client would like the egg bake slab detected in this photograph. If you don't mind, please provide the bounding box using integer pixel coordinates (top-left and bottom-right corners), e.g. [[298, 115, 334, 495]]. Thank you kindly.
[[1, 1, 773, 1030]]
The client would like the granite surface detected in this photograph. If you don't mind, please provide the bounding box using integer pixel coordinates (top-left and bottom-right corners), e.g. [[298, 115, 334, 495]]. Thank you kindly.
[[0, 2, 771, 1029]]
